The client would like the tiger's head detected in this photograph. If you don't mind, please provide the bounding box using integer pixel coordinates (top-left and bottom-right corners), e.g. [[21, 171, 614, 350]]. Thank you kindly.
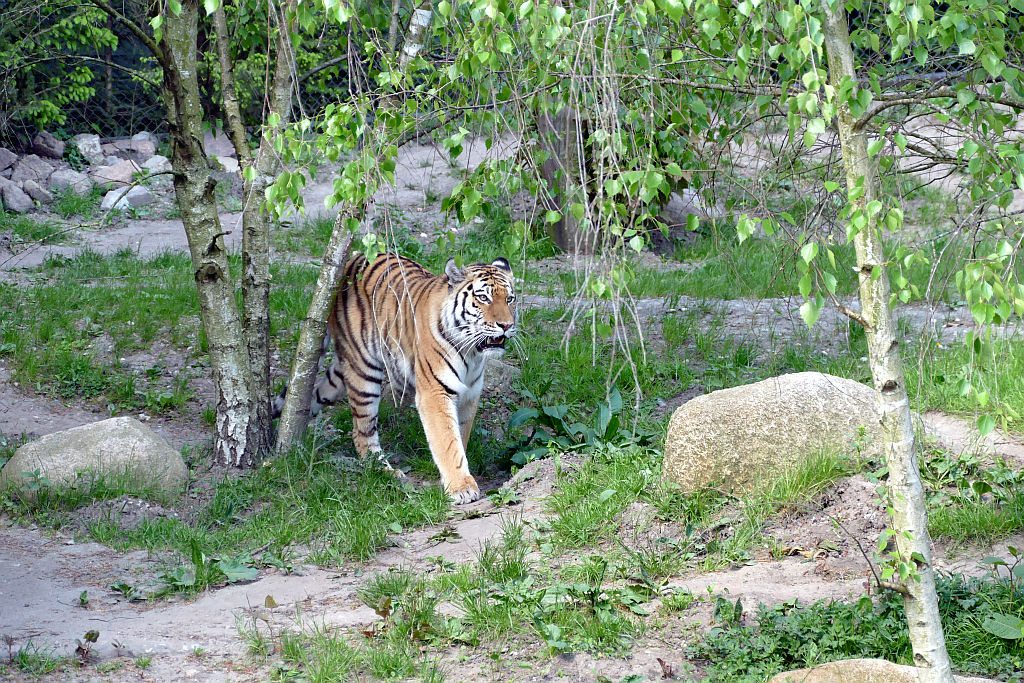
[[443, 257, 517, 356]]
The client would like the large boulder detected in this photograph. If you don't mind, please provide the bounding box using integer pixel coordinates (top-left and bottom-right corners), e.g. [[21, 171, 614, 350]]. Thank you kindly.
[[89, 159, 141, 190], [769, 658, 998, 683], [0, 176, 35, 212], [663, 372, 885, 492], [0, 146, 16, 172], [70, 133, 105, 165], [30, 131, 65, 159], [0, 417, 187, 497], [10, 154, 54, 184], [49, 168, 93, 196]]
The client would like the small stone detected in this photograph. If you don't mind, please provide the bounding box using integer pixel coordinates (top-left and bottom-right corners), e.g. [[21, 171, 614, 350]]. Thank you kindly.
[[89, 159, 141, 190], [131, 131, 158, 144], [215, 155, 239, 173], [10, 154, 54, 184], [29, 131, 65, 159], [0, 176, 34, 212], [70, 133, 104, 165], [49, 169, 92, 196], [101, 185, 154, 210], [21, 179, 52, 205], [142, 154, 171, 173], [0, 147, 16, 172]]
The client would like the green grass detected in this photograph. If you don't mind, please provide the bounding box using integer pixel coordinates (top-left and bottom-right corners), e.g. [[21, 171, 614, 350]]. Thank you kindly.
[[0, 248, 318, 414], [51, 187, 103, 219], [690, 572, 1024, 680], [922, 447, 1024, 544], [4, 431, 450, 596], [0, 209, 67, 244], [600, 229, 1023, 303]]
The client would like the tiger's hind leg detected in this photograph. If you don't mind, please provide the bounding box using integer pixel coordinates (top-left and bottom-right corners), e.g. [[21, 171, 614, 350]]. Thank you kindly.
[[337, 359, 395, 471]]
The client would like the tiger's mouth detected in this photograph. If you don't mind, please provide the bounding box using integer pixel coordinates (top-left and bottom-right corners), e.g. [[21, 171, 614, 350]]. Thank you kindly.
[[477, 336, 507, 351]]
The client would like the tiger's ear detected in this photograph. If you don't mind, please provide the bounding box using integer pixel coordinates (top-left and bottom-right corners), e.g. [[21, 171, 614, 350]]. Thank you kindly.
[[491, 257, 512, 272], [444, 258, 465, 285]]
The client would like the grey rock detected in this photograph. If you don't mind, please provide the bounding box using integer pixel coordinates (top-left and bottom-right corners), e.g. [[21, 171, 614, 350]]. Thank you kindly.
[[662, 372, 885, 493], [214, 155, 239, 173], [101, 142, 118, 155], [131, 131, 158, 144], [22, 179, 52, 205], [142, 154, 171, 173], [103, 155, 123, 166], [101, 185, 154, 211], [0, 417, 187, 498], [484, 357, 520, 395], [0, 147, 16, 172], [30, 131, 65, 159], [70, 133, 104, 165], [203, 130, 235, 157], [769, 658, 998, 683], [0, 176, 34, 212], [89, 159, 141, 190], [49, 168, 92, 196], [0, 168, 10, 179], [11, 154, 54, 184]]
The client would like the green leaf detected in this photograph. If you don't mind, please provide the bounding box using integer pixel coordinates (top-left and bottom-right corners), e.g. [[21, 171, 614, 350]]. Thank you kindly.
[[800, 242, 818, 263], [981, 52, 1004, 78], [978, 413, 996, 436], [982, 614, 1024, 640], [203, 0, 219, 15], [597, 489, 617, 503], [215, 558, 258, 583], [799, 299, 821, 328], [509, 408, 538, 427], [958, 38, 976, 55], [544, 210, 561, 224], [628, 235, 644, 253]]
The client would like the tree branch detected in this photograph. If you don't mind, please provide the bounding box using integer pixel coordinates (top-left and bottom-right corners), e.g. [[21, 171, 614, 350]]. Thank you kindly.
[[86, 0, 166, 69], [855, 87, 1024, 131]]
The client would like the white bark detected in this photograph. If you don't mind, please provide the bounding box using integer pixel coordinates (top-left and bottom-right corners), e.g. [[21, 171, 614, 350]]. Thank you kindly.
[[161, 0, 265, 467], [822, 5, 955, 682]]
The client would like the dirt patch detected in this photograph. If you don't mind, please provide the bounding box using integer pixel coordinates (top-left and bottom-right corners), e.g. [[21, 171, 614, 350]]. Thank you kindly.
[[69, 496, 181, 533], [763, 475, 888, 581]]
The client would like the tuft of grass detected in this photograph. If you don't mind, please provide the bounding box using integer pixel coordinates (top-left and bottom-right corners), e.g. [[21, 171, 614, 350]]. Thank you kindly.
[[51, 187, 103, 219], [0, 210, 67, 244], [922, 448, 1024, 544]]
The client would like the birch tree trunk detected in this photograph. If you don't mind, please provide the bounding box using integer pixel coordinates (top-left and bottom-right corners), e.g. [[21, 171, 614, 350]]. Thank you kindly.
[[161, 0, 267, 467], [275, 4, 434, 451], [822, 5, 955, 682], [212, 0, 298, 458]]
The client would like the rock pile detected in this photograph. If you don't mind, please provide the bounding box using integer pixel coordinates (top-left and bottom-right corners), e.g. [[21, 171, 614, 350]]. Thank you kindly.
[[0, 128, 239, 215]]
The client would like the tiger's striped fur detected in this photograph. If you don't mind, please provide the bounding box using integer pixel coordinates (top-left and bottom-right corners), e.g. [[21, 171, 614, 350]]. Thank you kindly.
[[276, 252, 517, 504]]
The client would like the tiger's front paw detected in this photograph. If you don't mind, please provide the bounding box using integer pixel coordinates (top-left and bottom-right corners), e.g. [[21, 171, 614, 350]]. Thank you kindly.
[[446, 475, 481, 505]]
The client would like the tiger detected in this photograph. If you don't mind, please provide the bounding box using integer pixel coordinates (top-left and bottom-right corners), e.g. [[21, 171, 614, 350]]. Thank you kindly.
[[274, 252, 518, 504]]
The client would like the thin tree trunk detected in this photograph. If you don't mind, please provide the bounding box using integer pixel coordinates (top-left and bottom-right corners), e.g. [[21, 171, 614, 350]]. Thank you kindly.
[[161, 0, 266, 467], [275, 205, 358, 450], [211, 0, 298, 457], [822, 5, 955, 682], [275, 4, 434, 451]]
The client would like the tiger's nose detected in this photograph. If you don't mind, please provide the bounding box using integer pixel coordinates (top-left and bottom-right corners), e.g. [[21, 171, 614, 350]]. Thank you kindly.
[[497, 321, 514, 335]]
